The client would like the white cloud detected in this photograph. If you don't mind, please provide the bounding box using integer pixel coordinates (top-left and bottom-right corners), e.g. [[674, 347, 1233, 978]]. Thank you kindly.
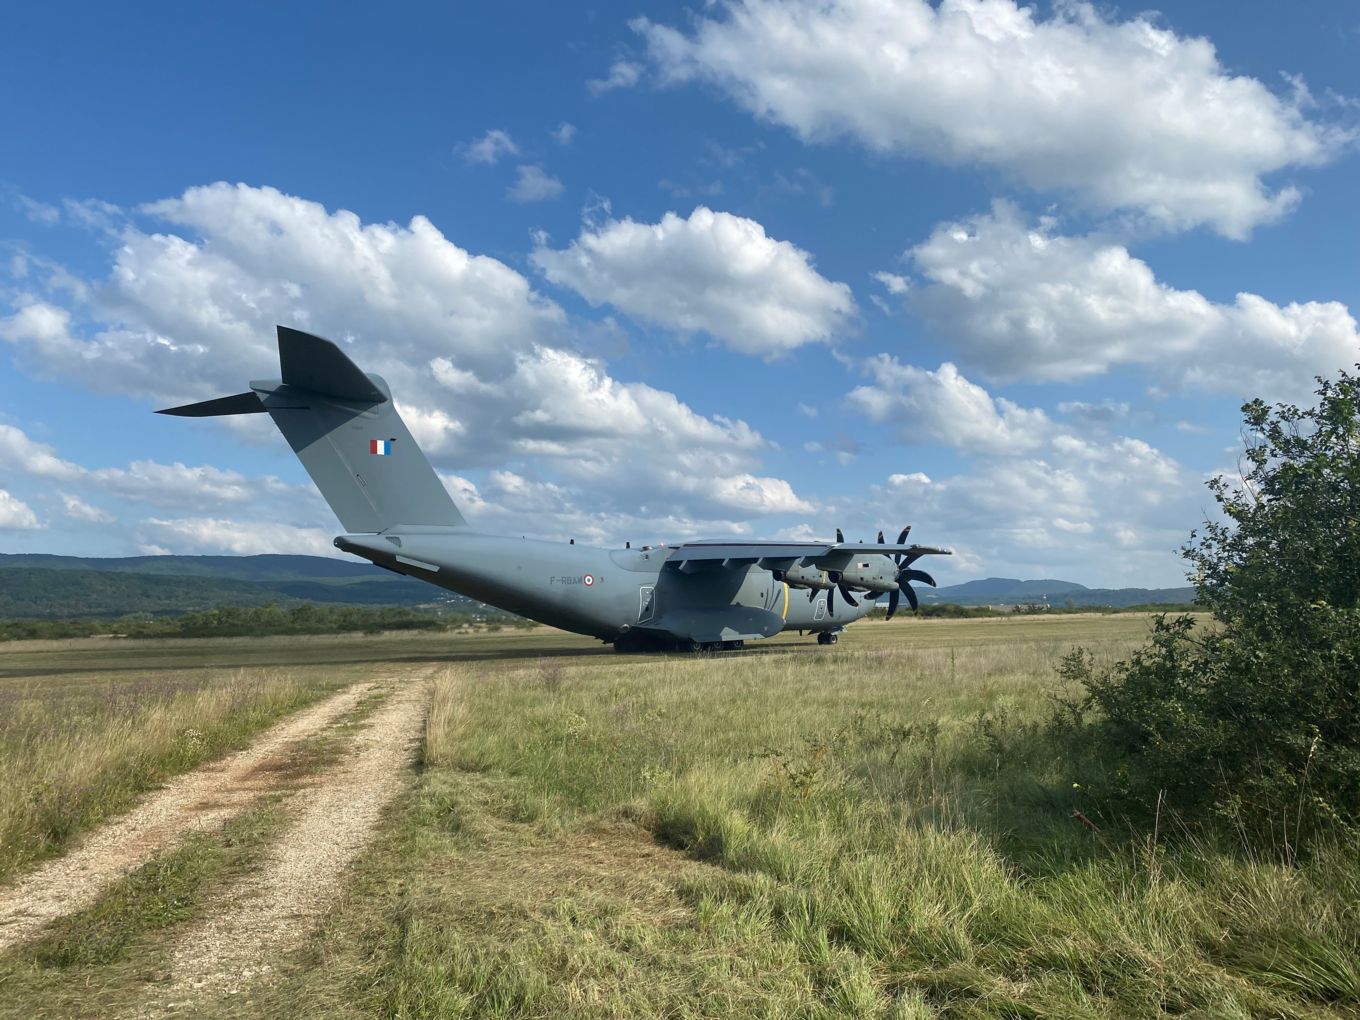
[[873, 271, 910, 296], [461, 128, 519, 165], [59, 493, 113, 523], [15, 194, 60, 225], [507, 165, 565, 203], [0, 424, 299, 510], [137, 517, 338, 557], [637, 0, 1350, 237], [1058, 400, 1132, 426], [552, 122, 576, 145], [2, 183, 806, 535], [91, 460, 297, 508], [901, 204, 1360, 399], [588, 59, 642, 95], [0, 489, 41, 530], [0, 424, 84, 480], [848, 359, 1050, 454], [842, 359, 1197, 585], [531, 206, 855, 357]]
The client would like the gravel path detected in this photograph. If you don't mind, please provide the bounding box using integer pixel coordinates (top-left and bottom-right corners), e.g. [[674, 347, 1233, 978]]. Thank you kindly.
[[0, 681, 373, 954], [160, 678, 429, 1001]]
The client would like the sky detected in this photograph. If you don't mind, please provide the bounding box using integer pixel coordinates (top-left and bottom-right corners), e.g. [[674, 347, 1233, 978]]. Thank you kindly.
[[1, 0, 1357, 588]]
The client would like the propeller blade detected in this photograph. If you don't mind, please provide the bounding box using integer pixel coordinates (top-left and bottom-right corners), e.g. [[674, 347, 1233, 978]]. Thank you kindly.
[[877, 529, 885, 544], [899, 568, 937, 588], [835, 527, 844, 544], [828, 585, 835, 615], [838, 583, 859, 608], [902, 584, 919, 611], [893, 526, 912, 566], [885, 589, 900, 621]]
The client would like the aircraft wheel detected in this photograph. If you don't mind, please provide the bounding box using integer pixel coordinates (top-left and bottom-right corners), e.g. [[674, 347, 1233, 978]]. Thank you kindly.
[[817, 632, 838, 646]]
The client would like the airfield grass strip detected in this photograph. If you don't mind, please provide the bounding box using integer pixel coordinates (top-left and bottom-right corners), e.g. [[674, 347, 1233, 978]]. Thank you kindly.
[[0, 666, 350, 883], [197, 639, 1360, 1019]]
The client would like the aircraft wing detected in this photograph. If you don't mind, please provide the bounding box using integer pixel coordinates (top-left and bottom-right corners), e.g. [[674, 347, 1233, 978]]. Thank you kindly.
[[663, 540, 950, 570]]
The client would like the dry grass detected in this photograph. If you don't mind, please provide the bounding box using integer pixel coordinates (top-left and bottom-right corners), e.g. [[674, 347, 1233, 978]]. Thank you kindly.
[[0, 666, 345, 882], [205, 616, 1360, 1019], [8, 617, 1353, 1019]]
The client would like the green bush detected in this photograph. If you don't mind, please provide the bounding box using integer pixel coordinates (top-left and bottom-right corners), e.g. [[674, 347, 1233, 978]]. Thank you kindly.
[[1062, 369, 1360, 851]]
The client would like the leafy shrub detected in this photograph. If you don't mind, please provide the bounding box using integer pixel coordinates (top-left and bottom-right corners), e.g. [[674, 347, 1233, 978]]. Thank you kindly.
[[1062, 369, 1360, 850]]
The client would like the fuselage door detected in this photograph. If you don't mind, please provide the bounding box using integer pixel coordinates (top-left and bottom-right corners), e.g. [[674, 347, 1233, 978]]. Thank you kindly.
[[813, 596, 826, 622], [638, 585, 656, 624]]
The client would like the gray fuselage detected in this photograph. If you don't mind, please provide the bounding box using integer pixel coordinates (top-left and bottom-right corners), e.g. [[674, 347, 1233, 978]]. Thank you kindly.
[[335, 528, 873, 643]]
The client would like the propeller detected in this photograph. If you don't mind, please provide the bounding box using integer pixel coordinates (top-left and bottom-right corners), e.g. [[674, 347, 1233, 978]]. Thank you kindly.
[[881, 524, 936, 620], [825, 567, 858, 616]]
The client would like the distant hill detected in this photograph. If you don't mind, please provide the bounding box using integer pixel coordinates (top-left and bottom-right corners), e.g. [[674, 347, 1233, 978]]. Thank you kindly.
[[0, 554, 470, 618], [920, 576, 1195, 608], [0, 553, 374, 581]]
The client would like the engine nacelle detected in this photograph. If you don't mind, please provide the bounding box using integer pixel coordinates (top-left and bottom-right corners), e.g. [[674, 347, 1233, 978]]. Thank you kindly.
[[775, 563, 835, 590], [839, 555, 900, 593]]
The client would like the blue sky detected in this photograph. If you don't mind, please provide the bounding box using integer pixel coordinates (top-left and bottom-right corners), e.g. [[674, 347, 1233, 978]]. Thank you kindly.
[[1, 0, 1357, 588]]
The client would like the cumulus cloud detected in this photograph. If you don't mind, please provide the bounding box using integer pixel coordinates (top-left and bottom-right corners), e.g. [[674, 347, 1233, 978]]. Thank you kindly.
[[0, 424, 300, 510], [507, 165, 565, 203], [461, 128, 519, 165], [0, 424, 84, 481], [1, 183, 807, 536], [0, 489, 41, 530], [843, 357, 1197, 584], [137, 517, 338, 557], [897, 204, 1360, 399], [531, 206, 855, 356], [637, 0, 1350, 237], [848, 359, 1049, 454]]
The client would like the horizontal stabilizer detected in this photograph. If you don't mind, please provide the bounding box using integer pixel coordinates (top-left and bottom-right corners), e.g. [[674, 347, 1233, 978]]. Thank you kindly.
[[156, 391, 264, 417], [277, 326, 386, 403]]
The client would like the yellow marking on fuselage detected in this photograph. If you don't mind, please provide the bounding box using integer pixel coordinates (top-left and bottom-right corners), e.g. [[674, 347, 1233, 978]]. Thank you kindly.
[[782, 582, 789, 620]]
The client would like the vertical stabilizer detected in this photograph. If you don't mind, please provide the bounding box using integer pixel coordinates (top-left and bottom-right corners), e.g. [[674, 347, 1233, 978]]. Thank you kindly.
[[159, 326, 466, 533]]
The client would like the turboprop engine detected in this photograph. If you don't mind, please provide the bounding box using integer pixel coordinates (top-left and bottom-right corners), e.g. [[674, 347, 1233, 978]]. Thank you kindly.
[[773, 563, 835, 590], [838, 555, 902, 594]]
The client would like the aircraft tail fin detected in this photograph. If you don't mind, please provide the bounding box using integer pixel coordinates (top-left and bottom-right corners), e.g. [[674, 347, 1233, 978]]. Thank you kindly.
[[158, 326, 467, 533]]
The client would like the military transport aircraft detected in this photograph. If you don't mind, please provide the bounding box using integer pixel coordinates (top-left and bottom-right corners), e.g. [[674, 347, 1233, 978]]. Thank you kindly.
[[160, 327, 950, 651]]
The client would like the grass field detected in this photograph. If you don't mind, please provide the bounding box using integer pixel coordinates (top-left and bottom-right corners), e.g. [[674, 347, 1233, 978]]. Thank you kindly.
[[2, 615, 1358, 1018]]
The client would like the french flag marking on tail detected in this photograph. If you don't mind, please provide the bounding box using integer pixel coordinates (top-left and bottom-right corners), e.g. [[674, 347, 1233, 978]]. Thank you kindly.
[[370, 438, 396, 456]]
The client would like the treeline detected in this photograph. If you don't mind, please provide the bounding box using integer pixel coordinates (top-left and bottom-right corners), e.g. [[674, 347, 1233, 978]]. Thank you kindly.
[[0, 566, 448, 618], [0, 603, 533, 642]]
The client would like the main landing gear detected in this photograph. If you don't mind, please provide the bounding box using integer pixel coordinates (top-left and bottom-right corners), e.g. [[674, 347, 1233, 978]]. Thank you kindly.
[[816, 631, 839, 646], [614, 634, 746, 654]]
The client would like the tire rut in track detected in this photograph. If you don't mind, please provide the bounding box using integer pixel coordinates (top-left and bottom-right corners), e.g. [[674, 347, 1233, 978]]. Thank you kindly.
[[154, 676, 431, 1004], [0, 681, 375, 954]]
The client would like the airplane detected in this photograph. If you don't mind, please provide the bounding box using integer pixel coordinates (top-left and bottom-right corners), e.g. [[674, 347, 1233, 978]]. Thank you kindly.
[[159, 326, 950, 652]]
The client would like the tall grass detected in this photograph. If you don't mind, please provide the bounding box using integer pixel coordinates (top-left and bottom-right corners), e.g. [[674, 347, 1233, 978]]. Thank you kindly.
[[0, 667, 336, 881], [392, 636, 1360, 1017]]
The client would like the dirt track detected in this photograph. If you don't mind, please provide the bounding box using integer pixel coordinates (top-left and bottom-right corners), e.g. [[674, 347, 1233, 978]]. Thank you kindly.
[[159, 680, 428, 1001], [0, 681, 374, 954]]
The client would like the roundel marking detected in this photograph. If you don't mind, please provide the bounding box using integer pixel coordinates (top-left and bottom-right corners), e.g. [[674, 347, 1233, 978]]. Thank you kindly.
[[583, 574, 595, 587]]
